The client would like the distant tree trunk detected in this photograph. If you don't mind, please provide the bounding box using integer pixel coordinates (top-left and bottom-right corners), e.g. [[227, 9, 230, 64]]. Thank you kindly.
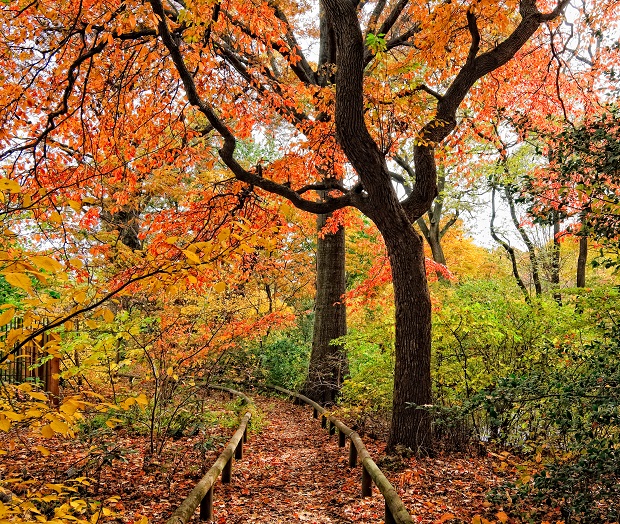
[[576, 236, 587, 287], [504, 186, 542, 296], [304, 213, 347, 404], [490, 187, 530, 302], [552, 215, 562, 305], [577, 215, 588, 288]]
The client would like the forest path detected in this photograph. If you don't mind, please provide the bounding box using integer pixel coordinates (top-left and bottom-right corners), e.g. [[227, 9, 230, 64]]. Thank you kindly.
[[211, 395, 381, 523]]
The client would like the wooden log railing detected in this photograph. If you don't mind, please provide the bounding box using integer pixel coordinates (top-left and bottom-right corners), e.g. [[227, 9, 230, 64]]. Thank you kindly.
[[269, 385, 414, 524], [165, 386, 253, 524]]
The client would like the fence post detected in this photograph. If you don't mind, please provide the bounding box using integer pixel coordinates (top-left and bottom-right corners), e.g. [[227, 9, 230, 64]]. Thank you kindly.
[[313, 407, 318, 419], [338, 430, 346, 447], [222, 456, 233, 483], [235, 440, 243, 460], [48, 357, 60, 407], [329, 420, 336, 436], [385, 501, 396, 524], [200, 486, 214, 521], [348, 441, 358, 467], [321, 415, 327, 429], [362, 464, 372, 497]]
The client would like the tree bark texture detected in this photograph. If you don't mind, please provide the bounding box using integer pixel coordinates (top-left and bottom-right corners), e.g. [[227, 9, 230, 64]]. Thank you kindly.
[[305, 214, 348, 404], [381, 224, 433, 454]]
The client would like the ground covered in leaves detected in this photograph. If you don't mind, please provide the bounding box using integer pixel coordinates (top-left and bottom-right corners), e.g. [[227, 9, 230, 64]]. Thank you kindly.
[[1, 392, 519, 523]]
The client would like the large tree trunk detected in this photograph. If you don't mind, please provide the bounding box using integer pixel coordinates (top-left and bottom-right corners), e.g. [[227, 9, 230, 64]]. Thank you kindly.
[[379, 218, 433, 454], [304, 213, 347, 404]]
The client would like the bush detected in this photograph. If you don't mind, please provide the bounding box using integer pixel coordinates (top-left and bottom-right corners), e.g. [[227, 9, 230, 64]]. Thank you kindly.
[[477, 311, 620, 522]]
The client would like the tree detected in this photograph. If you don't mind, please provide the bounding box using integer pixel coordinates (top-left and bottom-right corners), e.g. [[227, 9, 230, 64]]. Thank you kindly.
[[0, 0, 576, 452]]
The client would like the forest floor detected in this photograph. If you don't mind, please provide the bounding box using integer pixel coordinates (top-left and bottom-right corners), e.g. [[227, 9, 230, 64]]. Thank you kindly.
[[0, 392, 518, 523]]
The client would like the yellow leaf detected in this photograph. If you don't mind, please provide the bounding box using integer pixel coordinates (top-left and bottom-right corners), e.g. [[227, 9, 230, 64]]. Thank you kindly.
[[0, 417, 10, 432], [0, 307, 14, 327], [67, 199, 82, 212], [472, 516, 482, 524], [3, 272, 32, 290], [60, 401, 79, 416], [135, 393, 148, 407], [439, 513, 456, 522], [30, 255, 63, 274], [49, 211, 63, 224], [0, 178, 21, 193], [73, 291, 87, 303], [166, 367, 174, 377], [213, 281, 226, 293], [182, 249, 200, 263], [4, 412, 24, 421], [29, 391, 47, 401], [496, 512, 509, 523], [36, 445, 50, 456], [17, 382, 32, 392], [137, 516, 148, 524], [69, 257, 84, 269], [41, 424, 54, 438], [50, 419, 69, 435], [165, 236, 178, 244], [102, 308, 115, 323]]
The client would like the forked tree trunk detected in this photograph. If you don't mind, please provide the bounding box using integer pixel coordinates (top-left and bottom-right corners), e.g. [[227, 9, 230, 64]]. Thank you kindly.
[[304, 213, 347, 404]]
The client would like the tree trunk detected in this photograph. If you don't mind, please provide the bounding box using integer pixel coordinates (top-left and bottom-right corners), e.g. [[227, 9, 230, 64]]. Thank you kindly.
[[576, 235, 587, 288], [381, 222, 433, 455], [552, 216, 562, 305], [304, 213, 347, 404]]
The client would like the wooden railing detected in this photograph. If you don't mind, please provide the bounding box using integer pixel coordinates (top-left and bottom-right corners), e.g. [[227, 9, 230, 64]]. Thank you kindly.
[[165, 385, 253, 524], [270, 385, 414, 524]]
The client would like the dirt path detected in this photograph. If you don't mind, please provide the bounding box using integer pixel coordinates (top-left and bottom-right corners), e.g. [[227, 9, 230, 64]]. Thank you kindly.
[[212, 396, 383, 523]]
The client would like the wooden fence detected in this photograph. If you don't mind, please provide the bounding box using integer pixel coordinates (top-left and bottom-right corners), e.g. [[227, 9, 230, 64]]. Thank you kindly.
[[270, 385, 414, 524], [165, 385, 253, 524], [0, 317, 60, 402]]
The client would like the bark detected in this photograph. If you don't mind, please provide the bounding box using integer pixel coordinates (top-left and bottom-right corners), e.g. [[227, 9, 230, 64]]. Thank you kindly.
[[576, 236, 587, 287], [552, 215, 562, 305], [304, 214, 348, 404], [577, 216, 588, 288], [381, 224, 433, 454]]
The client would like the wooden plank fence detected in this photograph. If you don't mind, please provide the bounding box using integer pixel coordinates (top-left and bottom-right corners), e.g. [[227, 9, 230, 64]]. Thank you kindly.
[[0, 317, 60, 403]]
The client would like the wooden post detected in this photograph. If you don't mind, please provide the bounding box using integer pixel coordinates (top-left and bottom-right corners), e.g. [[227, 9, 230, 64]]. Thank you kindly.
[[338, 430, 346, 447], [329, 420, 336, 436], [243, 427, 248, 443], [222, 456, 233, 483], [385, 501, 396, 524], [313, 407, 318, 419], [348, 441, 357, 467], [235, 440, 243, 460], [321, 415, 327, 429], [199, 486, 214, 521], [362, 465, 372, 497], [48, 357, 60, 407]]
